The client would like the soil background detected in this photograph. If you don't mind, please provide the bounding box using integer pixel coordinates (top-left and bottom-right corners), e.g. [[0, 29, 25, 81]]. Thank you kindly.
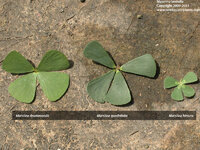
[[0, 0, 200, 149]]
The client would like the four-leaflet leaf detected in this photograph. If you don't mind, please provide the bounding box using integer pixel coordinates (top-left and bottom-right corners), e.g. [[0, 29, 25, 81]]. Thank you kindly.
[[84, 41, 157, 105], [164, 72, 198, 101], [2, 50, 70, 103]]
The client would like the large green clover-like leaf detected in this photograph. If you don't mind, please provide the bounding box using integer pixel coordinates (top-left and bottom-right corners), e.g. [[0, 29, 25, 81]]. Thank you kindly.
[[84, 41, 157, 105], [84, 41, 116, 69], [2, 51, 34, 73], [164, 72, 197, 101], [2, 50, 70, 103]]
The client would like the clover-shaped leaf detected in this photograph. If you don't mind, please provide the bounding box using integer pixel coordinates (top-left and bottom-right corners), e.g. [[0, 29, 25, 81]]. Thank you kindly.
[[105, 71, 131, 105], [2, 50, 70, 103], [84, 41, 157, 105], [37, 72, 69, 101], [37, 50, 70, 71], [164, 72, 198, 101], [87, 70, 115, 103], [8, 73, 37, 103], [2, 51, 34, 73], [84, 41, 116, 68], [120, 54, 156, 77]]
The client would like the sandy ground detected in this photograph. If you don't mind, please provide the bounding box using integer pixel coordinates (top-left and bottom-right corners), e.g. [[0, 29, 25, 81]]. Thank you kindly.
[[0, 0, 200, 149]]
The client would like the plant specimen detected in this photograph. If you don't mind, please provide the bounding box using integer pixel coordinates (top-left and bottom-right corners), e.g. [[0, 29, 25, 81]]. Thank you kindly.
[[2, 50, 70, 103], [164, 72, 198, 101], [84, 41, 157, 105]]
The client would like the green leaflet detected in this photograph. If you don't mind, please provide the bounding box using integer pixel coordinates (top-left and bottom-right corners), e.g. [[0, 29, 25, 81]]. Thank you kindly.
[[164, 77, 178, 89], [37, 50, 69, 72], [8, 73, 37, 103], [181, 85, 195, 97], [120, 54, 156, 78], [171, 87, 183, 101], [87, 70, 115, 103], [2, 51, 34, 73], [105, 71, 131, 105], [84, 41, 116, 69], [37, 72, 70, 101], [182, 72, 198, 84]]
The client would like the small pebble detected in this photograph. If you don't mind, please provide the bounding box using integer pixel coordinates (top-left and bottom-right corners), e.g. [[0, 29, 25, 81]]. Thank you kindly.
[[137, 14, 143, 19], [60, 9, 64, 13]]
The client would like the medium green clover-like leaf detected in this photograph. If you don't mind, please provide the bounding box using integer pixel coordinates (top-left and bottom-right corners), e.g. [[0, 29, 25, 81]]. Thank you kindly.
[[120, 54, 156, 78], [87, 70, 115, 103], [181, 85, 195, 98], [84, 41, 116, 69], [2, 51, 34, 73], [182, 72, 198, 84], [8, 73, 37, 103], [105, 71, 131, 105], [84, 41, 157, 106], [164, 76, 178, 89], [37, 72, 70, 101], [37, 50, 69, 71], [171, 87, 183, 101]]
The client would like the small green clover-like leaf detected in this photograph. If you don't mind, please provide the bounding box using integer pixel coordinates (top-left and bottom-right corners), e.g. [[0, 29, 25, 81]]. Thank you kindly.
[[87, 70, 115, 103], [120, 54, 156, 78], [164, 76, 178, 89], [37, 50, 69, 72], [181, 85, 195, 98], [171, 87, 183, 101], [37, 72, 70, 101], [164, 72, 197, 101], [8, 73, 37, 103], [2, 51, 34, 73], [105, 71, 131, 105], [182, 72, 198, 84], [84, 41, 116, 69]]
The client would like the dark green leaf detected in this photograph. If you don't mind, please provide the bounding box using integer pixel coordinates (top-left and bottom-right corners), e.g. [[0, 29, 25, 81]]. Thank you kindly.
[[37, 72, 69, 101], [2, 51, 34, 73], [105, 71, 131, 105], [87, 70, 115, 103], [84, 41, 116, 69], [37, 50, 69, 72], [120, 54, 156, 77], [182, 72, 198, 84], [181, 85, 195, 97], [8, 73, 37, 103], [164, 76, 178, 89], [171, 87, 183, 101]]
